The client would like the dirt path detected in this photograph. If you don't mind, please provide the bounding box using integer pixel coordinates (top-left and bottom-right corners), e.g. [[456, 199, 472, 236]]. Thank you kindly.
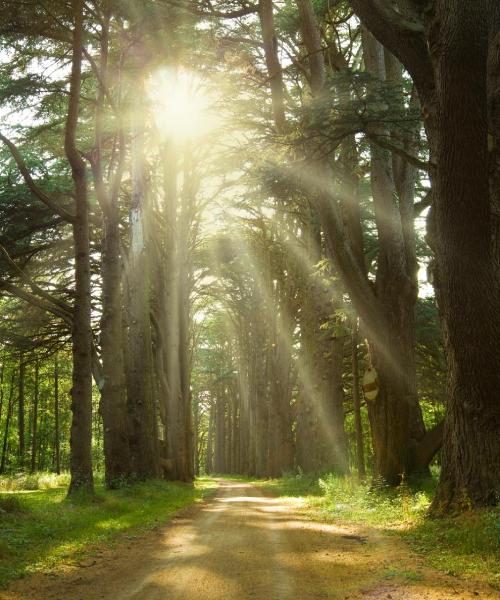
[[3, 480, 498, 600]]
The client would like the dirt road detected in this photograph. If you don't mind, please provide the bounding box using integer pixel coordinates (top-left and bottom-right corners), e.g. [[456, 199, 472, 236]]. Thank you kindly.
[[3, 480, 498, 599]]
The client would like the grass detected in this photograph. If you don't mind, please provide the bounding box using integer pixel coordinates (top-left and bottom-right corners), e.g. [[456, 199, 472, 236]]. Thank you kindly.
[[0, 471, 71, 491], [0, 474, 216, 587], [257, 472, 500, 588]]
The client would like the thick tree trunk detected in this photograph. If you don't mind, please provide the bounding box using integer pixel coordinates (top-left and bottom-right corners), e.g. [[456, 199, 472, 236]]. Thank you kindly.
[[295, 217, 348, 475], [126, 53, 159, 479], [92, 13, 131, 487], [430, 2, 500, 509], [160, 144, 194, 483], [362, 30, 424, 484], [100, 210, 131, 485], [66, 0, 94, 495], [350, 0, 500, 510]]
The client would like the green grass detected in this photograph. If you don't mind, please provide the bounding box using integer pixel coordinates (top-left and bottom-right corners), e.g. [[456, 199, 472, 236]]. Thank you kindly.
[[0, 475, 216, 587], [0, 471, 71, 491], [258, 473, 500, 588]]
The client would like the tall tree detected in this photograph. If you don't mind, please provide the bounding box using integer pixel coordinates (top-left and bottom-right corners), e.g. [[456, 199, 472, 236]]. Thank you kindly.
[[349, 0, 500, 510], [66, 0, 94, 495]]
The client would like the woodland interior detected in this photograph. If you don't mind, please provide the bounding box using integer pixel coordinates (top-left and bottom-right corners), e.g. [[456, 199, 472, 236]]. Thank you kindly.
[[0, 1, 499, 598]]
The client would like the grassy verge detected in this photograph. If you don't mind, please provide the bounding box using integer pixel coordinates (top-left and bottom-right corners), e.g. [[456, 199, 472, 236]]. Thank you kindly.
[[257, 473, 500, 588], [0, 473, 216, 587]]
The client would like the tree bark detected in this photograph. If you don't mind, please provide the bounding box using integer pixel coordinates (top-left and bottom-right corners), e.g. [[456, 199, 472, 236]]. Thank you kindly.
[[0, 372, 15, 474], [66, 0, 94, 495], [350, 0, 500, 508], [30, 361, 39, 473], [352, 323, 365, 479], [258, 0, 286, 132], [92, 10, 131, 487], [18, 356, 25, 469], [54, 354, 60, 475], [126, 45, 159, 479], [362, 30, 423, 484], [430, 1, 500, 509]]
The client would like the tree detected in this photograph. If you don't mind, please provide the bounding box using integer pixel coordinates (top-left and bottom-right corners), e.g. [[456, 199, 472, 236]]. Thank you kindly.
[[349, 0, 500, 510]]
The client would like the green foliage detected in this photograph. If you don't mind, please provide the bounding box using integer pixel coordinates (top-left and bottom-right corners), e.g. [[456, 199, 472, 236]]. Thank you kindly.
[[259, 473, 500, 587], [0, 471, 70, 491], [0, 477, 217, 587], [0, 494, 24, 514]]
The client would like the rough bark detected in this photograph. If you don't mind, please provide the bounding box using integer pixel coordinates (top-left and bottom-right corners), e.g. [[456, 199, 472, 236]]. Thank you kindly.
[[430, 1, 500, 509], [350, 0, 500, 508], [126, 59, 159, 479], [92, 11, 131, 487], [66, 0, 94, 495], [362, 30, 424, 484], [160, 143, 194, 483]]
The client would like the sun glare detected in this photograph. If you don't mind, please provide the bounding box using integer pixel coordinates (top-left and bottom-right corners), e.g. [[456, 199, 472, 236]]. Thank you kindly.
[[149, 68, 215, 142]]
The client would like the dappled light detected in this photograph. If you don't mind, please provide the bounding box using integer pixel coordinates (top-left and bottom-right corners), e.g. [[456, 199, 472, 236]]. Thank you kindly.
[[0, 0, 498, 598]]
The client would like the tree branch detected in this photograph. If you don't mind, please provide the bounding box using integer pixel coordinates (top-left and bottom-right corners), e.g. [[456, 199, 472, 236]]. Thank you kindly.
[[0, 279, 73, 326], [349, 0, 435, 106], [414, 420, 444, 470], [160, 0, 258, 18], [0, 244, 73, 317], [0, 133, 76, 223], [365, 132, 432, 172]]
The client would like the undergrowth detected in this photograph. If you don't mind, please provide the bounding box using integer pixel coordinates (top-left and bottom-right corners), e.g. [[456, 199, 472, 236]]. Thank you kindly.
[[0, 472, 71, 492], [0, 476, 216, 587], [259, 473, 500, 588]]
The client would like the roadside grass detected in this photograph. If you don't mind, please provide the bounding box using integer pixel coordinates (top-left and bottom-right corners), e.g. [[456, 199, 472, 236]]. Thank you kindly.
[[0, 474, 216, 587], [0, 472, 71, 492], [257, 473, 500, 588]]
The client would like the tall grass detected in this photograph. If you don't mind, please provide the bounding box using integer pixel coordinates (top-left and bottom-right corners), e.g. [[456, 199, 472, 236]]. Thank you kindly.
[[259, 472, 500, 587], [0, 472, 71, 491]]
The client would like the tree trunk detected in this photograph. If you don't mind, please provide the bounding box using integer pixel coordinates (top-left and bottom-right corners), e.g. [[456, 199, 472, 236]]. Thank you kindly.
[[30, 361, 39, 473], [430, 2, 500, 509], [126, 50, 159, 479], [18, 356, 25, 469], [92, 12, 131, 487], [361, 30, 424, 484], [0, 372, 15, 474], [352, 323, 365, 479], [349, 0, 500, 510], [54, 354, 60, 475], [205, 402, 215, 473], [215, 392, 226, 473], [66, 0, 94, 495], [258, 0, 286, 132]]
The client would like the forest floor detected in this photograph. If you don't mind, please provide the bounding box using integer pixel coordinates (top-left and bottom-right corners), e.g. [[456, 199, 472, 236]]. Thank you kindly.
[[2, 479, 498, 600]]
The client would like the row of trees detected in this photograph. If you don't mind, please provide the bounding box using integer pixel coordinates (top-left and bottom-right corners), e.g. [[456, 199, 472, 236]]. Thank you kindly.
[[0, 0, 498, 512], [0, 0, 207, 491]]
